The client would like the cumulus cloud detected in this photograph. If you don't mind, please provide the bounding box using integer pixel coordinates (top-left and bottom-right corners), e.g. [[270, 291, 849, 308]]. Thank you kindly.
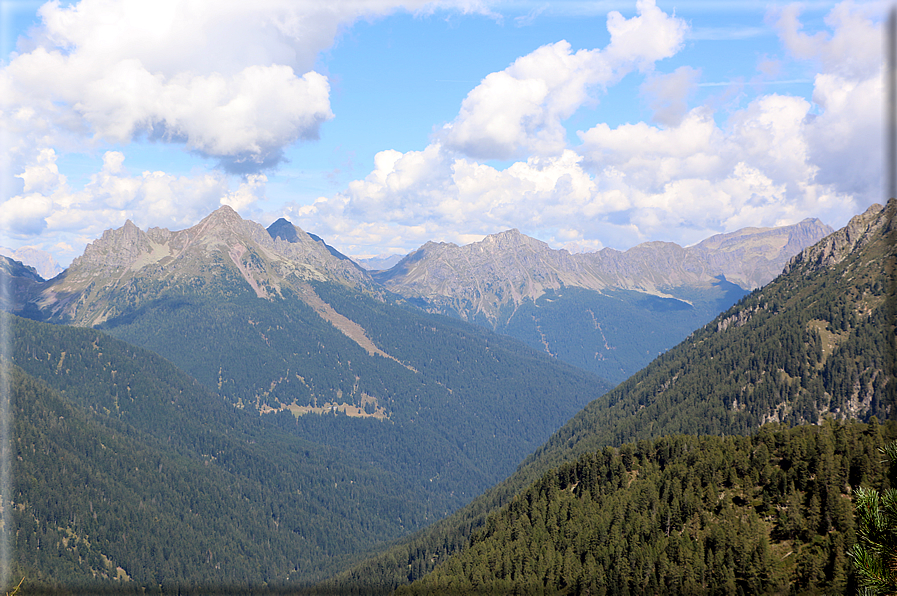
[[3, 37, 332, 171], [284, 0, 883, 257], [774, 1, 882, 80], [576, 87, 861, 243], [289, 144, 636, 253], [640, 66, 701, 127], [0, 149, 268, 263], [1, 0, 466, 172], [440, 0, 688, 160]]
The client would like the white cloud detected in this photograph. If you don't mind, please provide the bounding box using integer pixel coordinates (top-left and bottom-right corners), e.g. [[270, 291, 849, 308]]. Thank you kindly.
[[1, 0, 480, 173], [0, 149, 268, 263], [773, 0, 885, 200], [2, 41, 333, 171], [16, 147, 66, 194], [278, 0, 883, 257], [774, 1, 883, 81], [222, 174, 269, 211], [440, 0, 688, 160], [579, 108, 726, 191], [640, 66, 701, 127], [576, 88, 860, 243], [805, 72, 882, 198]]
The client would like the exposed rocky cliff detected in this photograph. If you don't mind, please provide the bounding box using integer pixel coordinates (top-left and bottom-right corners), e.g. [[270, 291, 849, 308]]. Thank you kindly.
[[784, 203, 893, 275], [29, 206, 375, 326], [376, 219, 834, 325]]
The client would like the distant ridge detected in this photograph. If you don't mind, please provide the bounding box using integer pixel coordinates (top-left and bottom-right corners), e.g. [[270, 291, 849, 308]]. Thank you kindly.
[[0, 246, 63, 279], [377, 218, 835, 317], [354, 253, 407, 271], [373, 218, 833, 383]]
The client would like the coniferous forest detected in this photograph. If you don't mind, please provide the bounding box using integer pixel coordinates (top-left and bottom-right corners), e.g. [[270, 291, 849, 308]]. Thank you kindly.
[[398, 421, 896, 595]]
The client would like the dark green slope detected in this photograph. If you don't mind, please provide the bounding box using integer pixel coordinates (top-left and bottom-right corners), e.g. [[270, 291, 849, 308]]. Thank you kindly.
[[400, 421, 896, 595], [6, 313, 445, 589], [321, 201, 895, 593], [92, 279, 611, 506]]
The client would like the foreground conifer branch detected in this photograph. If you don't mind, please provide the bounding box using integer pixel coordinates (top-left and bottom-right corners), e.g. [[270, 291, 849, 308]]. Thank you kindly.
[[852, 442, 897, 595]]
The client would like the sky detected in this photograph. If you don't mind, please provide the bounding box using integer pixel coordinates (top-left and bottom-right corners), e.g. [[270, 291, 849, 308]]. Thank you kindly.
[[0, 0, 891, 266]]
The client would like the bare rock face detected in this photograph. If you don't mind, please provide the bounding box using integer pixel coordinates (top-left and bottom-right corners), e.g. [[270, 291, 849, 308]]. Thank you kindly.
[[376, 219, 835, 325], [784, 202, 893, 275], [376, 230, 607, 322], [687, 218, 835, 290], [31, 206, 375, 326]]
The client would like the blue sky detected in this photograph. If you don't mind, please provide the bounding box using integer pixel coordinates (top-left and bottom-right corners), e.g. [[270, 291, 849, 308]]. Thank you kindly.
[[0, 0, 889, 266]]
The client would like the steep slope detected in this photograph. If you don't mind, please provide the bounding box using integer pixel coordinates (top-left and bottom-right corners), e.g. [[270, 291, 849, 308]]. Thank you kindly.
[[6, 313, 445, 588], [323, 201, 893, 593], [11, 210, 612, 514], [400, 421, 896, 595], [376, 220, 832, 383]]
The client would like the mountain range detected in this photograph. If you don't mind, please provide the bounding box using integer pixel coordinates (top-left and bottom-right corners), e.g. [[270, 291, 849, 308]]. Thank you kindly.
[[6, 209, 830, 387], [1, 200, 889, 592], [3, 207, 618, 588], [375, 219, 832, 383]]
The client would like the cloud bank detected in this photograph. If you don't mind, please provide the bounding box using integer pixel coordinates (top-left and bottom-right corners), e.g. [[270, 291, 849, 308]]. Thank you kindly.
[[286, 0, 882, 256], [1, 0, 888, 265]]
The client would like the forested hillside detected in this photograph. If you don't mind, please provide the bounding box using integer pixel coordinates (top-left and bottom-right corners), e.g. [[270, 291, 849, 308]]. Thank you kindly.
[[496, 283, 747, 384], [400, 421, 896, 595], [5, 313, 453, 588], [10, 207, 613, 509], [95, 279, 611, 505], [322, 201, 895, 593]]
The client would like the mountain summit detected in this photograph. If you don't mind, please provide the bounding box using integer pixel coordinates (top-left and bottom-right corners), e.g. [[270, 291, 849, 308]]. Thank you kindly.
[[31, 207, 372, 326]]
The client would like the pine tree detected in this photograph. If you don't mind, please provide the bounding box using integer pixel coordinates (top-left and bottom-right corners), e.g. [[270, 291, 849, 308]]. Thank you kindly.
[[851, 442, 897, 595]]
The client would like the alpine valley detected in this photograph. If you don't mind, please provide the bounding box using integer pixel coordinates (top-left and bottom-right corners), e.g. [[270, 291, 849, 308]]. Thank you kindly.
[[0, 200, 892, 593]]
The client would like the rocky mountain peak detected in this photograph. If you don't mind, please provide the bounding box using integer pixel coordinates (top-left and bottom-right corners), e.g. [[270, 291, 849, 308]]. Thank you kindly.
[[480, 229, 547, 251], [188, 205, 249, 241], [267, 217, 303, 243], [484, 229, 521, 242], [29, 207, 376, 326], [75, 218, 153, 272], [784, 201, 893, 275]]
